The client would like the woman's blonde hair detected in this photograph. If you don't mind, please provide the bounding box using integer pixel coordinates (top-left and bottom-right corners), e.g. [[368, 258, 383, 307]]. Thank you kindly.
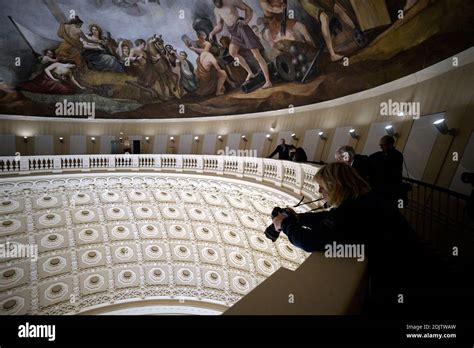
[[314, 162, 371, 207]]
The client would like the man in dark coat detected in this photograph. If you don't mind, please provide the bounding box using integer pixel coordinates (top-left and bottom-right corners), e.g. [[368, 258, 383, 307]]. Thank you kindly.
[[269, 138, 290, 160], [369, 136, 404, 204], [335, 145, 370, 182]]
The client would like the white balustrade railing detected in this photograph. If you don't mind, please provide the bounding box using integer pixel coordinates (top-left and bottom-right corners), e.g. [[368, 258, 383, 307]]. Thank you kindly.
[[0, 155, 321, 197]]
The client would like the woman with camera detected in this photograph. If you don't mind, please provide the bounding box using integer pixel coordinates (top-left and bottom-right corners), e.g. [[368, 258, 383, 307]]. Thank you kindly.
[[271, 162, 453, 315], [272, 162, 385, 253], [271, 162, 420, 275]]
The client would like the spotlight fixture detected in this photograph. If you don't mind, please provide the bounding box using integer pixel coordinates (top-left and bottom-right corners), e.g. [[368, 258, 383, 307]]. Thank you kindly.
[[266, 134, 272, 141], [318, 131, 327, 140], [119, 137, 123, 143], [23, 136, 29, 143], [91, 137, 96, 144], [170, 136, 175, 142], [349, 128, 360, 140], [194, 136, 199, 142], [119, 132, 124, 135], [59, 137, 64, 143], [384, 125, 399, 137], [241, 135, 247, 141], [291, 133, 299, 141], [270, 121, 277, 132], [217, 135, 223, 141], [145, 136, 150, 143], [433, 118, 456, 136]]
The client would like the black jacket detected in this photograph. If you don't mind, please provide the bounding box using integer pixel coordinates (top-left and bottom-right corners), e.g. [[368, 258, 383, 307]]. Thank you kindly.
[[269, 144, 290, 160], [352, 154, 370, 182], [281, 192, 379, 253], [280, 192, 433, 286], [280, 191, 460, 316], [292, 147, 308, 163], [369, 148, 404, 197]]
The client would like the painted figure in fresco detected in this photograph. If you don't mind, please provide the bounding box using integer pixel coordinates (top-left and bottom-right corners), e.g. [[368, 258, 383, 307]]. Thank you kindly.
[[298, 0, 357, 61], [251, 23, 273, 53], [81, 24, 126, 73], [164, 45, 181, 80], [218, 36, 248, 87], [259, 0, 315, 47], [210, 0, 272, 89], [19, 62, 86, 95], [176, 51, 198, 93], [137, 34, 181, 99], [164, 44, 186, 97], [116, 40, 133, 62], [39, 50, 58, 65], [128, 39, 148, 76], [188, 31, 228, 96], [30, 50, 58, 79], [55, 17, 91, 66]]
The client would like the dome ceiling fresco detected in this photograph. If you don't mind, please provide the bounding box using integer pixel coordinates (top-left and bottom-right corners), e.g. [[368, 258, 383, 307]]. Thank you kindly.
[[0, 0, 472, 119], [0, 173, 309, 315]]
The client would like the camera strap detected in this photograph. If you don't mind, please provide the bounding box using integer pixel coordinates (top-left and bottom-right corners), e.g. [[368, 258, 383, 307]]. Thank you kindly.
[[293, 197, 325, 208]]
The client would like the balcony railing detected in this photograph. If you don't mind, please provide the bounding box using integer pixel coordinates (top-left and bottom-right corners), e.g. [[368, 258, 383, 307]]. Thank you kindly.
[[0, 154, 321, 199], [401, 177, 473, 271]]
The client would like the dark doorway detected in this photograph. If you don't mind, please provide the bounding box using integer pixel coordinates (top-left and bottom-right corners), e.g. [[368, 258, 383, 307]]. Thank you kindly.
[[132, 140, 141, 154]]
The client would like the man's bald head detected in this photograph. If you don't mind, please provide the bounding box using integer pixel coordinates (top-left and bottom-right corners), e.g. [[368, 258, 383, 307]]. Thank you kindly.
[[379, 135, 395, 152]]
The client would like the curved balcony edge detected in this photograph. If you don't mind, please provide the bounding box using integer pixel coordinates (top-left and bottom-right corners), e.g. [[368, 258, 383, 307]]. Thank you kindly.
[[0, 154, 321, 199]]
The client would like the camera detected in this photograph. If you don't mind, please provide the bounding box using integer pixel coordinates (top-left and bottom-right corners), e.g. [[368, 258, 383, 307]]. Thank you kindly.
[[264, 207, 291, 242]]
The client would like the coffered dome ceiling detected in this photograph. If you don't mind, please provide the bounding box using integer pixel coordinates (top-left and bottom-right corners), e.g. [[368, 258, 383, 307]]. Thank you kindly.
[[0, 0, 472, 119], [0, 173, 309, 315]]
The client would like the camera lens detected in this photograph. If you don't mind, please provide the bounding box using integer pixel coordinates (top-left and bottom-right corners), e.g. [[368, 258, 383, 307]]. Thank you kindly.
[[264, 225, 280, 242]]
